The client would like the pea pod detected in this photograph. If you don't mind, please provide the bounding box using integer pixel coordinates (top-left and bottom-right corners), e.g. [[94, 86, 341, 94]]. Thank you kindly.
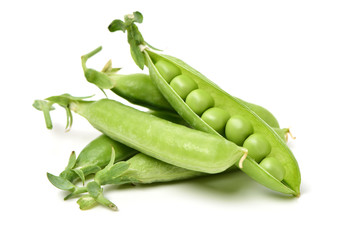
[[49, 150, 220, 211], [34, 94, 247, 174], [108, 12, 301, 196], [59, 134, 137, 183], [82, 49, 280, 128]]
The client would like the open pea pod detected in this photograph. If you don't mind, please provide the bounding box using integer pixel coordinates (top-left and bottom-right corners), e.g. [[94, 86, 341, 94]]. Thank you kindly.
[[109, 12, 301, 196], [145, 51, 300, 196]]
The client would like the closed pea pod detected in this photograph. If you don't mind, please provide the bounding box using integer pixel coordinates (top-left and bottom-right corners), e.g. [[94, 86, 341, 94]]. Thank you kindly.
[[34, 94, 247, 174], [51, 149, 239, 211], [108, 12, 301, 196]]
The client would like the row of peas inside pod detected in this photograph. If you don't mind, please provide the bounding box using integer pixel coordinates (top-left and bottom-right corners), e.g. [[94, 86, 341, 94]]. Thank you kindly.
[[155, 60, 285, 181]]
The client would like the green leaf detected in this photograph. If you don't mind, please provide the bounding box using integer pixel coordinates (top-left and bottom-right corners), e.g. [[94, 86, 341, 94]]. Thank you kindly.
[[77, 194, 98, 210], [131, 24, 144, 44], [110, 68, 121, 73], [108, 19, 126, 32], [107, 161, 130, 178], [87, 181, 102, 198], [72, 168, 85, 185], [65, 151, 77, 170], [133, 11, 143, 23], [82, 165, 101, 175], [95, 161, 130, 185], [47, 173, 75, 191], [101, 60, 113, 73], [130, 42, 145, 70], [84, 68, 115, 89]]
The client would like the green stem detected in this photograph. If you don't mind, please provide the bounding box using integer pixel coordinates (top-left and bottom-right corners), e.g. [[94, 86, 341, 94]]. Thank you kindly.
[[96, 194, 118, 211], [81, 46, 103, 71], [64, 186, 88, 200]]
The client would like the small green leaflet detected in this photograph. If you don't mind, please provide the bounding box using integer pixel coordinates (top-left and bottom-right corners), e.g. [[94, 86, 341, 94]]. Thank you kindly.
[[87, 181, 102, 198], [47, 173, 75, 191], [108, 19, 126, 32], [65, 151, 77, 170]]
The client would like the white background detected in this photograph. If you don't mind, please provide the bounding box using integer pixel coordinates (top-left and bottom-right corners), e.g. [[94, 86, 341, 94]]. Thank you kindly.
[[1, 0, 344, 239]]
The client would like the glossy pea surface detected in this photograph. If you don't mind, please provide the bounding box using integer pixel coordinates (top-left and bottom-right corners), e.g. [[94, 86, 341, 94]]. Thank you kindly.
[[201, 107, 230, 134], [170, 75, 198, 100], [243, 133, 271, 162], [155, 60, 181, 83], [185, 89, 214, 115], [225, 115, 254, 146], [260, 157, 286, 181]]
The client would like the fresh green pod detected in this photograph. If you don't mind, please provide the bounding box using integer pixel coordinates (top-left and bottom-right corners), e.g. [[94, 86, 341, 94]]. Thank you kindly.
[[49, 149, 237, 211], [144, 50, 300, 196], [35, 95, 247, 174], [81, 48, 280, 128], [147, 110, 190, 126], [107, 13, 300, 195], [108, 73, 173, 111], [59, 134, 137, 182], [96, 153, 205, 186]]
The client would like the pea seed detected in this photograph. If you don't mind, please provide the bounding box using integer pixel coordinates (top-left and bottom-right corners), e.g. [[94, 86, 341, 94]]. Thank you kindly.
[[185, 89, 214, 115], [243, 133, 271, 162], [201, 107, 230, 134], [155, 60, 181, 83], [170, 75, 198, 100], [260, 157, 286, 181], [225, 115, 254, 146]]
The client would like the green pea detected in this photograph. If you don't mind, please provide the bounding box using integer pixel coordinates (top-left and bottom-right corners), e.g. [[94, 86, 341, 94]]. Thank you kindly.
[[185, 89, 214, 115], [260, 157, 286, 181], [170, 75, 198, 100], [243, 133, 271, 162], [201, 107, 230, 134], [225, 115, 254, 146], [155, 60, 181, 83]]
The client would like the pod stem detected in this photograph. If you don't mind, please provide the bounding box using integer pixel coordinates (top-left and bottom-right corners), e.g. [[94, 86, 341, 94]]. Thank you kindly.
[[81, 46, 102, 71]]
